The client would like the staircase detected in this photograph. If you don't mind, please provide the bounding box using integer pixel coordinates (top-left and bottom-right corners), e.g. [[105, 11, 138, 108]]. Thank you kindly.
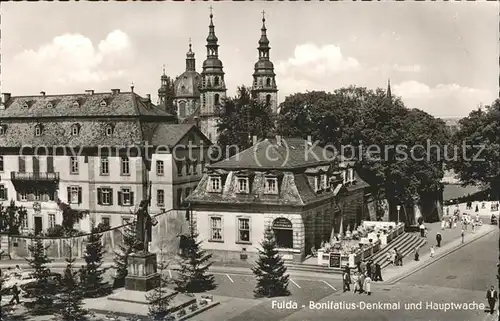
[[370, 232, 427, 269]]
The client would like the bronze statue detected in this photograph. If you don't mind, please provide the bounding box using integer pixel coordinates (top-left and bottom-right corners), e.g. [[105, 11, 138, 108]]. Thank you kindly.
[[135, 182, 157, 252]]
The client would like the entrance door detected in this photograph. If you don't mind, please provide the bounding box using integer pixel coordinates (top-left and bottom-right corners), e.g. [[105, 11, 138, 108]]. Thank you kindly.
[[34, 217, 43, 235]]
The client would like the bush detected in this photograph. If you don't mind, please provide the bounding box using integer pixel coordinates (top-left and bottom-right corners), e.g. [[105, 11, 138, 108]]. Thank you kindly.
[[46, 224, 65, 237], [178, 309, 186, 316], [190, 303, 198, 311], [200, 300, 208, 306]]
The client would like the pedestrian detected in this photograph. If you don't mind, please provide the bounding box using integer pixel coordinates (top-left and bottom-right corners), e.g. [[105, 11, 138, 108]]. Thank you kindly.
[[391, 249, 397, 266], [386, 251, 392, 265], [360, 260, 367, 274], [356, 261, 362, 273], [413, 247, 419, 261], [374, 263, 383, 281], [486, 286, 498, 314], [430, 246, 435, 258], [461, 228, 465, 244], [475, 204, 479, 212], [419, 223, 425, 237], [9, 284, 20, 305], [441, 219, 446, 230], [436, 232, 442, 247], [352, 272, 360, 294], [453, 218, 457, 229], [79, 265, 87, 283], [366, 260, 372, 279], [359, 272, 366, 294], [363, 274, 372, 296], [471, 221, 475, 233], [343, 270, 351, 292]]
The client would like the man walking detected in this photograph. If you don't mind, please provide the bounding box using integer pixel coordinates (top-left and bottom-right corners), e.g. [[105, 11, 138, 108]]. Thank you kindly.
[[343, 269, 351, 292], [419, 223, 426, 237], [461, 228, 465, 244], [436, 232, 442, 247], [374, 263, 383, 282], [9, 284, 20, 305], [486, 286, 498, 314]]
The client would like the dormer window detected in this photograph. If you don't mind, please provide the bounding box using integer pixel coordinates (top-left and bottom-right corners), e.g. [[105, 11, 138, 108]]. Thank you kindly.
[[237, 177, 249, 193], [22, 101, 29, 109], [100, 99, 107, 107], [71, 123, 80, 136], [34, 124, 43, 137], [314, 176, 322, 192], [46, 102, 53, 108], [264, 177, 278, 194], [72, 101, 80, 108], [105, 125, 113, 136], [208, 176, 222, 192], [0, 125, 6, 135], [342, 170, 347, 184], [348, 168, 355, 183], [322, 174, 328, 189]]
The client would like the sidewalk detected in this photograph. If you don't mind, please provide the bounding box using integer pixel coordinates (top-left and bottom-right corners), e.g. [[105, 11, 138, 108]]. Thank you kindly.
[[381, 223, 496, 284]]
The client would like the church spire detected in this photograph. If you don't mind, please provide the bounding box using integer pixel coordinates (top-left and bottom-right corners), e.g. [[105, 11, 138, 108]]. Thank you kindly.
[[387, 78, 392, 99], [258, 10, 270, 57], [206, 6, 219, 58], [185, 38, 196, 71]]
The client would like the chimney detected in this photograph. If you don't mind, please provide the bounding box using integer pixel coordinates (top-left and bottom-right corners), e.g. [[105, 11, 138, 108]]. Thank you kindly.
[[85, 90, 94, 95], [40, 91, 46, 96], [146, 94, 151, 101], [194, 116, 200, 128], [307, 135, 312, 146], [276, 135, 282, 146], [2, 93, 11, 103], [111, 89, 120, 95], [253, 135, 258, 145]]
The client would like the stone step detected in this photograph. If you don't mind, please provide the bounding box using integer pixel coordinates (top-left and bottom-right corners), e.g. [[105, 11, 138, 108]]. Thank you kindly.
[[380, 236, 427, 269], [370, 233, 412, 261], [285, 262, 342, 274], [372, 234, 417, 266]]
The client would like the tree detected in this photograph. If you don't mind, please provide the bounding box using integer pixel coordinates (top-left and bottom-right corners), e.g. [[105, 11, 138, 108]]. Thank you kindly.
[[81, 223, 111, 298], [217, 86, 276, 156], [252, 226, 290, 298], [56, 199, 88, 235], [146, 245, 176, 321], [24, 237, 57, 315], [112, 219, 139, 288], [448, 100, 500, 200], [277, 87, 449, 223], [0, 200, 28, 256], [174, 219, 215, 293], [56, 244, 88, 321]]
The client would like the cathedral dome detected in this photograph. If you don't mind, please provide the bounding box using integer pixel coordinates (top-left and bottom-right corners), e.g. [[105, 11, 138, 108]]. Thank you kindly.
[[174, 70, 202, 98], [254, 60, 274, 70], [202, 58, 223, 69]]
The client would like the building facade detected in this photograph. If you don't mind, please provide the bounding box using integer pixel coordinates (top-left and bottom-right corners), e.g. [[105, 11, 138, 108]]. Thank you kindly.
[[186, 136, 370, 264], [0, 90, 211, 235]]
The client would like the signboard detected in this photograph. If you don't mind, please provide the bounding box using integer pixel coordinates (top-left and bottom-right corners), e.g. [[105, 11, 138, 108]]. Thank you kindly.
[[329, 252, 341, 268], [272, 218, 292, 229]]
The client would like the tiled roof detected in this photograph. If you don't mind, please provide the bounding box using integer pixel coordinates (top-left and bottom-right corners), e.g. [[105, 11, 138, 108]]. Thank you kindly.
[[208, 137, 335, 170], [0, 92, 173, 118], [148, 124, 211, 147]]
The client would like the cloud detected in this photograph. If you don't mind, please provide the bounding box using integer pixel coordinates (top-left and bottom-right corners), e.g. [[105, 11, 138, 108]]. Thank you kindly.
[[4, 30, 133, 94], [393, 80, 495, 117], [372, 64, 421, 73]]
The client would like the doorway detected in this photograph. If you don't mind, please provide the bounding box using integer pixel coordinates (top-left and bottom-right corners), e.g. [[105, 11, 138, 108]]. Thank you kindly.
[[34, 217, 43, 235]]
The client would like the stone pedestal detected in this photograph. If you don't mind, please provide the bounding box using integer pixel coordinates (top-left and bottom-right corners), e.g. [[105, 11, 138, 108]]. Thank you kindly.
[[124, 251, 160, 292]]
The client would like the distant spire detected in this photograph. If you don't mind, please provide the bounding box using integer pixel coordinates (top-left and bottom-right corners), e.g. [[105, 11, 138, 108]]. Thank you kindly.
[[185, 38, 196, 71], [206, 6, 219, 58], [131, 82, 135, 93], [162, 64, 166, 76], [387, 78, 392, 99]]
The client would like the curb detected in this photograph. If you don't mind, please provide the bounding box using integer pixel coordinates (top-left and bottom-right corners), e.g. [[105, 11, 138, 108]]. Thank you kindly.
[[383, 226, 497, 285]]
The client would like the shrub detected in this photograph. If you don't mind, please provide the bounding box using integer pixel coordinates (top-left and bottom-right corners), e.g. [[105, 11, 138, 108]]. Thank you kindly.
[[178, 309, 186, 316], [200, 300, 208, 306], [190, 303, 198, 311]]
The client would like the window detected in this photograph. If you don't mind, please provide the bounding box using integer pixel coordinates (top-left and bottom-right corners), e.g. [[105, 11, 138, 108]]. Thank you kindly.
[[48, 214, 56, 228], [186, 160, 192, 175], [209, 176, 221, 192], [342, 171, 347, 184], [72, 101, 80, 108], [121, 157, 130, 175], [0, 126, 5, 135], [70, 156, 79, 174], [157, 189, 165, 206], [101, 216, 110, 227], [264, 177, 278, 194], [272, 218, 293, 248], [100, 157, 109, 175], [348, 168, 354, 183], [0, 185, 7, 200], [214, 76, 219, 87], [266, 78, 271, 86], [20, 191, 27, 201], [71, 124, 80, 136], [210, 216, 223, 241], [122, 217, 130, 226], [22, 102, 29, 109], [118, 188, 133, 206], [0, 156, 3, 172], [185, 187, 191, 198], [214, 94, 220, 105], [237, 177, 249, 193], [179, 101, 186, 118], [105, 125, 113, 136], [266, 94, 271, 105], [34, 125, 42, 136], [192, 161, 198, 175], [97, 188, 113, 205], [176, 161, 183, 176], [68, 186, 81, 204], [100, 100, 107, 107], [322, 174, 328, 189], [238, 218, 250, 243], [34, 189, 41, 201], [156, 160, 164, 176], [314, 176, 322, 191]]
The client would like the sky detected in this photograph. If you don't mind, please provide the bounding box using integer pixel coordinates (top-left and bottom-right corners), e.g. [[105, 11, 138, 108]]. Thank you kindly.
[[1, 2, 498, 118]]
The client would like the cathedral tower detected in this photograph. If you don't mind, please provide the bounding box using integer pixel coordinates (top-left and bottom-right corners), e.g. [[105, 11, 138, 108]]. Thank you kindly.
[[251, 11, 278, 114], [199, 7, 227, 142]]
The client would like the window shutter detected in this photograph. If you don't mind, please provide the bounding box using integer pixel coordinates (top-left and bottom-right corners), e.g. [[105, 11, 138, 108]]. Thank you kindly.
[[117, 191, 122, 206], [67, 187, 71, 203], [53, 190, 58, 201], [130, 192, 134, 206], [78, 187, 82, 204], [109, 188, 113, 205], [18, 157, 25, 173], [97, 188, 102, 205], [47, 156, 54, 173], [4, 188, 7, 201], [16, 192, 20, 201]]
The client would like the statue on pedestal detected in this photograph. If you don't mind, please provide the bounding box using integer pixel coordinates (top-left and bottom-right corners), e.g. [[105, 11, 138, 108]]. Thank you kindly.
[[134, 182, 158, 253]]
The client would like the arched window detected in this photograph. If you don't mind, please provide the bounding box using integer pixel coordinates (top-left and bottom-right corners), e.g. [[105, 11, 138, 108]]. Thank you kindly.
[[214, 76, 219, 87], [178, 101, 186, 117], [266, 94, 271, 106], [272, 218, 293, 248], [266, 78, 271, 87], [214, 94, 220, 106]]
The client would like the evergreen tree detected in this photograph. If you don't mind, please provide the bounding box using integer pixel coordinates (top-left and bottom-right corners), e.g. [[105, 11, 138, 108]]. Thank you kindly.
[[82, 223, 111, 298], [174, 219, 215, 293], [56, 247, 88, 321], [146, 252, 175, 321], [252, 227, 290, 298], [112, 219, 139, 288], [24, 237, 57, 315]]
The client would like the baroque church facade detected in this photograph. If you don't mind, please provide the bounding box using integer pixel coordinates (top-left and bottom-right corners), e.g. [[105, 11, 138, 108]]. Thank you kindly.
[[157, 11, 279, 143]]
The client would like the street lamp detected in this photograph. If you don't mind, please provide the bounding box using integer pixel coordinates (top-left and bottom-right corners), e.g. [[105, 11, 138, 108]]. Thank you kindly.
[[396, 205, 401, 225]]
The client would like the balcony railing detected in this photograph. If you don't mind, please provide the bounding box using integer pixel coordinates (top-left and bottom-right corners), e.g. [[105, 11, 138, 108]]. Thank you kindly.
[[11, 172, 60, 182]]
